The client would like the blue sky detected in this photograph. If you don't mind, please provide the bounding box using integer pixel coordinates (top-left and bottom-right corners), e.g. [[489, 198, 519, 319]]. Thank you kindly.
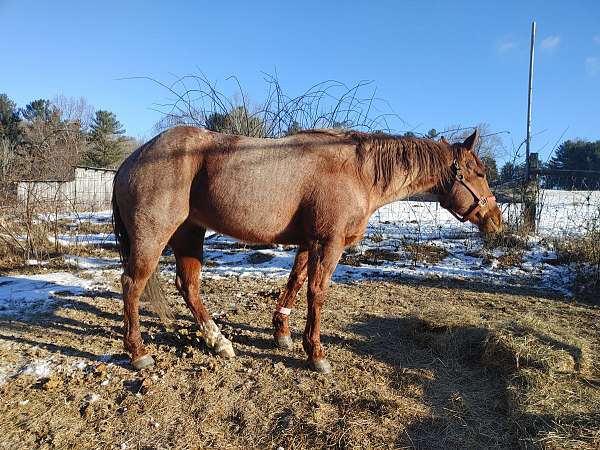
[[1, 0, 599, 164]]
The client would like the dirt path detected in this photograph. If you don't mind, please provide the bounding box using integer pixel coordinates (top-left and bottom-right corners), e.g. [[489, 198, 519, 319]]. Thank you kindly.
[[1, 272, 599, 449]]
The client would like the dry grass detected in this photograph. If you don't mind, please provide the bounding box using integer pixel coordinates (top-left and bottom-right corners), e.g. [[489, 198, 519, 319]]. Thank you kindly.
[[0, 275, 598, 449], [339, 248, 400, 266], [553, 230, 600, 303], [403, 242, 449, 264], [483, 229, 531, 252]]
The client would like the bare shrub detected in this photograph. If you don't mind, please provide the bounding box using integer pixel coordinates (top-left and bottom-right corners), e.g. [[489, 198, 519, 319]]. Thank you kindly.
[[138, 73, 399, 138]]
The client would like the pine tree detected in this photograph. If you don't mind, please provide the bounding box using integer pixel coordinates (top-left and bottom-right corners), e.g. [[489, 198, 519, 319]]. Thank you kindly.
[[82, 110, 126, 167], [480, 154, 498, 184], [547, 140, 600, 189], [205, 107, 265, 137], [0, 94, 22, 144], [21, 99, 56, 122]]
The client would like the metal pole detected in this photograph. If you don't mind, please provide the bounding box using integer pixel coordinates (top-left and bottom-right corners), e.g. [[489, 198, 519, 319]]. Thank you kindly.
[[522, 21, 538, 232], [526, 21, 536, 181]]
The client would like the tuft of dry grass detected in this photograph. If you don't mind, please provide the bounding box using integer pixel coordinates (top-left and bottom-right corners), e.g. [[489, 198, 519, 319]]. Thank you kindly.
[[403, 242, 449, 264], [553, 230, 600, 303], [483, 228, 530, 252], [339, 248, 400, 266]]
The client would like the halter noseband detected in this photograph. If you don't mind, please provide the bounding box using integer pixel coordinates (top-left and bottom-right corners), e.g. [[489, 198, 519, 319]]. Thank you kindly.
[[443, 159, 496, 223]]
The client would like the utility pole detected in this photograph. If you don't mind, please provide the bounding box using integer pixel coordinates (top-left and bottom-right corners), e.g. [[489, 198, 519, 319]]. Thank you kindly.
[[523, 20, 538, 232]]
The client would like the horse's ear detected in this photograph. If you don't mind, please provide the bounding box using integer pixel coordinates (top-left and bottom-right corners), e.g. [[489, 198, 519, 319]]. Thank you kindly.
[[462, 129, 479, 152], [440, 136, 448, 144]]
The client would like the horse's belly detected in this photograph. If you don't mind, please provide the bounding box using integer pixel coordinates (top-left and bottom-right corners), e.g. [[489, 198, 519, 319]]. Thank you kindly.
[[189, 201, 302, 245]]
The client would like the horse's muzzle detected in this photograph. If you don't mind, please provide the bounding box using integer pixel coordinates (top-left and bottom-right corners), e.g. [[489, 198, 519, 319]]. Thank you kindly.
[[479, 206, 504, 234]]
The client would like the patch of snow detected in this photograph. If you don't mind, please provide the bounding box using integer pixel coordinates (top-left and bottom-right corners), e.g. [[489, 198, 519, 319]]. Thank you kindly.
[[52, 210, 113, 225], [73, 360, 88, 370], [64, 254, 119, 269], [20, 358, 53, 379], [0, 366, 11, 385], [25, 259, 47, 266], [85, 393, 100, 403], [177, 200, 578, 295], [49, 232, 116, 247], [0, 272, 97, 317]]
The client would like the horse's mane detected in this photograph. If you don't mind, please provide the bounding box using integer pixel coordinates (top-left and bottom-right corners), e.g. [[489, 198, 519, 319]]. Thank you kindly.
[[296, 129, 460, 190]]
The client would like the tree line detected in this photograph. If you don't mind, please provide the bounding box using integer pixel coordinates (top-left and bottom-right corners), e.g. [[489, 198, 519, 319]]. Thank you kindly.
[[497, 140, 600, 189], [0, 93, 139, 185], [2, 90, 597, 190]]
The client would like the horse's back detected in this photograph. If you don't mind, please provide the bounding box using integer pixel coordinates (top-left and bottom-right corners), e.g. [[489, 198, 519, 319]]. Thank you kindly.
[[115, 127, 368, 245]]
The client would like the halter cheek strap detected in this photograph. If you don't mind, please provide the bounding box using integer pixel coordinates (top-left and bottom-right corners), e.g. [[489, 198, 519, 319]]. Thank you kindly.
[[451, 194, 496, 223], [275, 305, 291, 316], [444, 159, 496, 223]]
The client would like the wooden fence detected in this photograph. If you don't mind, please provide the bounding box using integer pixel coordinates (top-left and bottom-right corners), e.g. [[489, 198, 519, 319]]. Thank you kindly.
[[16, 166, 116, 210]]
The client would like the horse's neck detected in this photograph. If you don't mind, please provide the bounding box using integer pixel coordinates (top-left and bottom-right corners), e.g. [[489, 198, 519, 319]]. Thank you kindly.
[[370, 165, 446, 211]]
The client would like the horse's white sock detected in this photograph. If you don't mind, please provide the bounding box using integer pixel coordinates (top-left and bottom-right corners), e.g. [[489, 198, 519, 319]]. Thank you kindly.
[[198, 320, 234, 356]]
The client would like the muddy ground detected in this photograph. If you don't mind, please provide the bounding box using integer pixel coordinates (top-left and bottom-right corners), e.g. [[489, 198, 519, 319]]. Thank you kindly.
[[0, 271, 599, 449]]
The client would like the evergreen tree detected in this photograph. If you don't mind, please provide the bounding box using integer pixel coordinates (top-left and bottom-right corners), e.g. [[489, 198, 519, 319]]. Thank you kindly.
[[21, 99, 56, 122], [82, 110, 126, 167], [547, 140, 600, 189], [426, 128, 438, 139], [205, 107, 265, 137], [480, 154, 499, 184], [205, 111, 228, 133], [285, 121, 302, 136], [0, 94, 22, 143], [499, 161, 525, 183]]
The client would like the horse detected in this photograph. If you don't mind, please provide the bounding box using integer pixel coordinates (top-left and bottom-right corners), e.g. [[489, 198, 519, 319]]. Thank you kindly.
[[112, 126, 502, 373]]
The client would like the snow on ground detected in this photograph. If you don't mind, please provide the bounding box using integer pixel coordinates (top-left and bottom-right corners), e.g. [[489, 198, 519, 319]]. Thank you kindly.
[[63, 254, 120, 269], [190, 203, 573, 295], [2, 191, 597, 319], [0, 271, 104, 318], [50, 233, 116, 247], [19, 357, 53, 378]]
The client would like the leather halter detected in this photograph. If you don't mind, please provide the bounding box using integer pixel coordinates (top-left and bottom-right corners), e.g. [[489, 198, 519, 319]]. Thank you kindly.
[[443, 159, 496, 223]]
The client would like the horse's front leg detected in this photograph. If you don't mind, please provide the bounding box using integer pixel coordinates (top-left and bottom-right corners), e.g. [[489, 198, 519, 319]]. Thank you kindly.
[[303, 238, 344, 373], [272, 246, 308, 349]]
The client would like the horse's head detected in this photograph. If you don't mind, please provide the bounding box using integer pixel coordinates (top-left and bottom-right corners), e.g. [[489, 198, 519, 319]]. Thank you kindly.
[[437, 130, 503, 235]]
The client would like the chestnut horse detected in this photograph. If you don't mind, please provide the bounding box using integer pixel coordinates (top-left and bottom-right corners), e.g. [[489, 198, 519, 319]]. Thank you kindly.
[[112, 127, 502, 372]]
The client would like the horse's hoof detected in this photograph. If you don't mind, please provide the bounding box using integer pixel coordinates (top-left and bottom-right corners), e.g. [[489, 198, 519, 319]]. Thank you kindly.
[[131, 354, 155, 370], [216, 345, 236, 359], [275, 334, 293, 349], [309, 358, 332, 374]]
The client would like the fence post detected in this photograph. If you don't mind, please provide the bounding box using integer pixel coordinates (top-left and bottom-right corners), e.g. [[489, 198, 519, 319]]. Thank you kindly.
[[522, 152, 539, 232]]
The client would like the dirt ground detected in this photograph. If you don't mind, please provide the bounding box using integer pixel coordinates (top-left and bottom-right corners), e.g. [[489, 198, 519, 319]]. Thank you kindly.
[[0, 271, 599, 450]]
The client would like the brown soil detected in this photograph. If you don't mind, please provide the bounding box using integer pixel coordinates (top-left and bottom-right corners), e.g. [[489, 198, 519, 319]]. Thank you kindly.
[[0, 274, 599, 450]]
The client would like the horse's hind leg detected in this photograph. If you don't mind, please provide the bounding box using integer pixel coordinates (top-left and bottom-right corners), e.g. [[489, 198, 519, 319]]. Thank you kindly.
[[121, 240, 165, 370], [272, 245, 308, 349], [170, 222, 235, 358]]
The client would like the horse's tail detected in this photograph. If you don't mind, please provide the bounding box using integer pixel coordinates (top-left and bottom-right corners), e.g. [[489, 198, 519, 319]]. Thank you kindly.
[[112, 175, 173, 322]]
